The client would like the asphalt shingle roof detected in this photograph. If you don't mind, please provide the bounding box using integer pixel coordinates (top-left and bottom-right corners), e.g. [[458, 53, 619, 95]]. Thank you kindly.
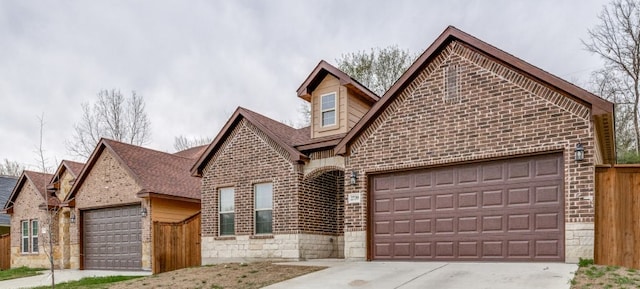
[[0, 176, 17, 225]]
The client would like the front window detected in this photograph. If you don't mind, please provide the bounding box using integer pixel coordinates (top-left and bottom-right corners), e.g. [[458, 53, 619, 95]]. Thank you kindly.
[[21, 219, 38, 253], [219, 188, 235, 236], [21, 221, 29, 253], [31, 220, 39, 253], [321, 93, 336, 127], [255, 183, 273, 234]]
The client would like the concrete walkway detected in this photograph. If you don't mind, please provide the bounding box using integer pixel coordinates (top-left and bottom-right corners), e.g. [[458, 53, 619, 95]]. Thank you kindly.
[[266, 260, 577, 289], [0, 269, 151, 289]]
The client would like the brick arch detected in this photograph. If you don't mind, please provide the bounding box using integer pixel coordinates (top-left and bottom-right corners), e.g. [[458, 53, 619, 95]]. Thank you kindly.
[[303, 166, 345, 181]]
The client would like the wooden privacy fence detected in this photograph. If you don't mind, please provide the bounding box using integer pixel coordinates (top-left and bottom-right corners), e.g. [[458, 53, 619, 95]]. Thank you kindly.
[[153, 212, 201, 274], [595, 165, 640, 269], [0, 233, 9, 270]]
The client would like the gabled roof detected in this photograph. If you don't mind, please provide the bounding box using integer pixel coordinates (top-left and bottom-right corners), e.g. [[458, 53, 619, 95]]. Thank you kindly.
[[297, 60, 380, 104], [66, 138, 201, 203], [191, 107, 310, 176], [49, 160, 84, 184], [3, 170, 54, 212], [174, 145, 208, 159], [335, 26, 616, 161], [0, 176, 18, 224]]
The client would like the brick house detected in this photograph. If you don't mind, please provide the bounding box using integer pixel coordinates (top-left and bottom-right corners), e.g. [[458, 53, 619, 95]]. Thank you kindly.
[[194, 26, 614, 263], [3, 170, 54, 268], [63, 138, 202, 271]]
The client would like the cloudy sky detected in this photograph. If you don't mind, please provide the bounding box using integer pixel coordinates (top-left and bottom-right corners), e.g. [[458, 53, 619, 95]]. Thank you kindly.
[[0, 0, 610, 171]]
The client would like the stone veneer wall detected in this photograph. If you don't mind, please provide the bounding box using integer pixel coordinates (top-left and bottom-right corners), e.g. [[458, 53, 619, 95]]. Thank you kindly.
[[565, 223, 594, 262], [202, 234, 342, 263], [343, 40, 596, 262], [69, 149, 151, 270]]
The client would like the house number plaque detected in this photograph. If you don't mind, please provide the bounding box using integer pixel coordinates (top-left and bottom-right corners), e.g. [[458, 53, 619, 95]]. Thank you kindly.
[[348, 193, 362, 204]]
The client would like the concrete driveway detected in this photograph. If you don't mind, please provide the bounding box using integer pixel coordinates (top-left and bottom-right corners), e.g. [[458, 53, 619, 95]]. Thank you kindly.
[[265, 260, 577, 289], [0, 269, 151, 289]]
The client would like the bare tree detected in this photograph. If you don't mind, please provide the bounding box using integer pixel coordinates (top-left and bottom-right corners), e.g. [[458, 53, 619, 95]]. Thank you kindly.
[[35, 114, 58, 288], [67, 89, 151, 159], [173, 135, 212, 151], [336, 45, 416, 96], [584, 0, 640, 155], [0, 159, 25, 176]]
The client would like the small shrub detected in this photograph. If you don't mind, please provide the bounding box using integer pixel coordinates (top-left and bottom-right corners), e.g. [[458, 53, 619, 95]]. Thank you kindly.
[[579, 258, 594, 267]]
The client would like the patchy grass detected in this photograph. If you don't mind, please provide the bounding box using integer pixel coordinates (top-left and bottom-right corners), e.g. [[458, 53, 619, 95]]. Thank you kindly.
[[108, 262, 325, 289], [571, 259, 640, 289], [0, 266, 44, 281], [30, 276, 144, 289]]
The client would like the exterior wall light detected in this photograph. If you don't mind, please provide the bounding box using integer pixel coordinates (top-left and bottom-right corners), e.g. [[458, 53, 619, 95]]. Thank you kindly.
[[575, 142, 585, 162], [141, 207, 147, 218], [350, 171, 358, 186], [70, 211, 76, 224]]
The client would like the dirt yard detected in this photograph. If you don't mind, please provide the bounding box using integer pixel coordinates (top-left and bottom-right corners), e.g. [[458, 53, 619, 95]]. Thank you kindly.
[[571, 263, 640, 289], [108, 262, 325, 289]]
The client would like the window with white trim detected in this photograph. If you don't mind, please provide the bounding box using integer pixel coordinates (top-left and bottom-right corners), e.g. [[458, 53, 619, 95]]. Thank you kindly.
[[254, 183, 273, 234], [21, 221, 29, 253], [219, 188, 235, 236], [21, 219, 39, 253], [31, 220, 38, 253], [321, 93, 336, 127]]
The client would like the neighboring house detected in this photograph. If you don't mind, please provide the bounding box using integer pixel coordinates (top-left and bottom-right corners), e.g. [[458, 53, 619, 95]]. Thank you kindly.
[[64, 138, 201, 271], [3, 170, 54, 268], [193, 26, 614, 264], [0, 176, 18, 234]]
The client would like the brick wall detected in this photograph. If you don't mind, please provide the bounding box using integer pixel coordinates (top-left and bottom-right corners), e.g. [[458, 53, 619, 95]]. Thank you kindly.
[[299, 170, 344, 235], [201, 119, 299, 237], [10, 181, 59, 268], [69, 149, 151, 269], [200, 119, 346, 260], [343, 41, 595, 257]]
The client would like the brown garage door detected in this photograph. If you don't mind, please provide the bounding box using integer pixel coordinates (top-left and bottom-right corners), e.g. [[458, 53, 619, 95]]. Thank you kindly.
[[372, 153, 564, 261], [83, 205, 142, 270]]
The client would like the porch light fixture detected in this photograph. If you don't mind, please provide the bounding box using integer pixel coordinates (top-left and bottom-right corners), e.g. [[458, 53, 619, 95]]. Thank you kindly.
[[69, 212, 76, 224], [141, 207, 147, 218], [575, 142, 585, 162], [350, 171, 358, 186]]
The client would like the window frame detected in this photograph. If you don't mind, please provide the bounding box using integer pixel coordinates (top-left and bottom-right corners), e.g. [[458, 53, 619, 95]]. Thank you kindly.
[[31, 220, 38, 253], [320, 92, 337, 127], [254, 183, 273, 235], [21, 220, 29, 254], [218, 187, 235, 236]]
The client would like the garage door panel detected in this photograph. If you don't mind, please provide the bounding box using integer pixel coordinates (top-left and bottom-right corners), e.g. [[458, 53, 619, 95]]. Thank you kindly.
[[435, 170, 455, 186], [482, 190, 504, 207], [458, 167, 479, 184], [458, 192, 479, 208], [482, 164, 504, 182], [535, 186, 560, 204], [83, 205, 142, 270], [435, 194, 454, 210], [371, 153, 564, 261]]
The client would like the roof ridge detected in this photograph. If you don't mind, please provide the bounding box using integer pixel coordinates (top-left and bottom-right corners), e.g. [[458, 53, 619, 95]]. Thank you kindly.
[[103, 138, 195, 161]]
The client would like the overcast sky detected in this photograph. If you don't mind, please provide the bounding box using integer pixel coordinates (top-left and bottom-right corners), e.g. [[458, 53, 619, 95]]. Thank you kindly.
[[0, 0, 610, 171]]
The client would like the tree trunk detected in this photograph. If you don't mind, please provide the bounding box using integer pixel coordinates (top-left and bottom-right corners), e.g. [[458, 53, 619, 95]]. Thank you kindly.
[[635, 81, 640, 154]]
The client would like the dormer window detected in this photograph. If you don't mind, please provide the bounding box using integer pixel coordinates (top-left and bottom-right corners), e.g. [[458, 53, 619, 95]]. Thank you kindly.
[[321, 92, 336, 126]]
